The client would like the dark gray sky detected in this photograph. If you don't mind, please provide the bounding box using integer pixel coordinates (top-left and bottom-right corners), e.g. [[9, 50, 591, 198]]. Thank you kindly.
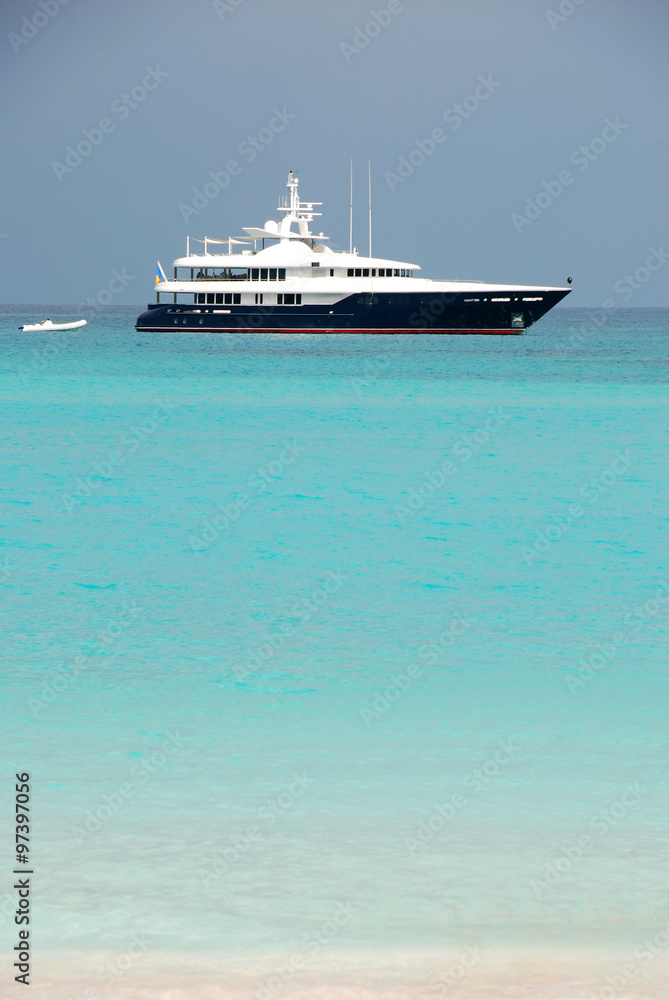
[[1, 0, 667, 306]]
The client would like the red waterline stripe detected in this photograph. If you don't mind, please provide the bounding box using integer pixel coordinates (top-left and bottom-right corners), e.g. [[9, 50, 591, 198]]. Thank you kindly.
[[137, 327, 523, 335]]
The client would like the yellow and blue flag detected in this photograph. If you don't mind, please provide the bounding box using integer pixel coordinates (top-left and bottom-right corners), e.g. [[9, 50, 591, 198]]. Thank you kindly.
[[155, 261, 167, 284]]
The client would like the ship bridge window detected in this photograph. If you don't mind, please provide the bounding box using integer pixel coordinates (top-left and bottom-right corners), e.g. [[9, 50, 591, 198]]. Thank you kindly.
[[371, 269, 376, 276], [394, 269, 399, 276], [347, 268, 354, 276], [355, 268, 362, 277], [363, 269, 369, 277], [255, 267, 285, 281]]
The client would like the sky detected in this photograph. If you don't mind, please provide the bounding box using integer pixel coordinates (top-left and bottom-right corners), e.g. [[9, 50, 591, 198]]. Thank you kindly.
[[1, 0, 667, 307]]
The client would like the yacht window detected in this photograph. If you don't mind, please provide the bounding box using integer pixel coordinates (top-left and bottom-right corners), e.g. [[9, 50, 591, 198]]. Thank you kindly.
[[330, 269, 334, 276], [371, 269, 376, 276], [401, 270, 405, 277], [207, 293, 214, 304], [284, 293, 295, 305], [277, 294, 283, 304], [355, 268, 361, 277], [261, 269, 268, 280], [225, 293, 232, 304], [197, 293, 205, 304], [394, 269, 399, 277], [362, 269, 368, 277], [215, 293, 223, 304], [269, 268, 277, 281], [252, 268, 259, 280], [278, 268, 286, 280], [254, 293, 264, 304], [233, 293, 241, 304], [296, 294, 301, 304], [311, 262, 320, 268], [347, 269, 354, 277]]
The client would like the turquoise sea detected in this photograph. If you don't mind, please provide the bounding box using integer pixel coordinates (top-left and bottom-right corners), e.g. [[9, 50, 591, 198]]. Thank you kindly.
[[1, 306, 668, 999]]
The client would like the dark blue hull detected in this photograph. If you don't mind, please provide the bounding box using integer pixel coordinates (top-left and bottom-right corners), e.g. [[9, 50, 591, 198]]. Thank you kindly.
[[135, 289, 570, 334]]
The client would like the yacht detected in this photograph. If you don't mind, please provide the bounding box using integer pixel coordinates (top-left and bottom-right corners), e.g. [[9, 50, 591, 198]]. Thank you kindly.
[[135, 172, 570, 334]]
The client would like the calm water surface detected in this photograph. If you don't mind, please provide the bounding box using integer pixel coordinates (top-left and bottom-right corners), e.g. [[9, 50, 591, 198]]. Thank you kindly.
[[1, 306, 668, 997]]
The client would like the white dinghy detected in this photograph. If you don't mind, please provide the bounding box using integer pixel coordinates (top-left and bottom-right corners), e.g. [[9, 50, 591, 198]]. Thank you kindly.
[[19, 318, 87, 332]]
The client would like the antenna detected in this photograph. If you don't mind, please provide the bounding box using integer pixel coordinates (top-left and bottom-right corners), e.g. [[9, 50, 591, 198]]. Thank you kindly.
[[349, 159, 353, 254], [368, 160, 372, 258]]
